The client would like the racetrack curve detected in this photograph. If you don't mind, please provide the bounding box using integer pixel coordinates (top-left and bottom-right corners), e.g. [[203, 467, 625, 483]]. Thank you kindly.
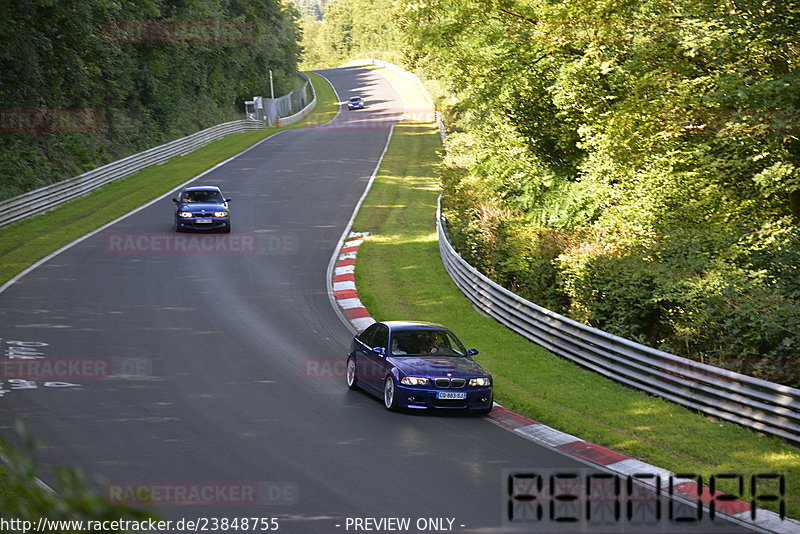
[[0, 67, 753, 533]]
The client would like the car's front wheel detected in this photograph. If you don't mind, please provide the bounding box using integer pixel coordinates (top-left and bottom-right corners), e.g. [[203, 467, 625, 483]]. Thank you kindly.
[[346, 357, 358, 390], [384, 375, 399, 412]]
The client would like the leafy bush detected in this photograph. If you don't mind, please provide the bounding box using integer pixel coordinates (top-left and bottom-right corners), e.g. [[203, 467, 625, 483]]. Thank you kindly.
[[0, 424, 155, 529], [407, 0, 800, 384]]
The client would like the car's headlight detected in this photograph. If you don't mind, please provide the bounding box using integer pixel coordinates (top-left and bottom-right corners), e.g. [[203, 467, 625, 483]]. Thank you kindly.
[[401, 376, 430, 386], [179, 212, 193, 218], [213, 211, 228, 217], [469, 377, 491, 387]]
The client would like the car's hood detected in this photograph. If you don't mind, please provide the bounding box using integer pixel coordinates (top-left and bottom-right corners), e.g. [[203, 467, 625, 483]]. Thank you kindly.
[[178, 202, 226, 212], [390, 356, 487, 378]]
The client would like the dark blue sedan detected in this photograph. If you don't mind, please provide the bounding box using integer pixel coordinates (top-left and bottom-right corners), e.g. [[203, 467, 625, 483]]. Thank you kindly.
[[347, 321, 493, 414], [172, 185, 231, 232]]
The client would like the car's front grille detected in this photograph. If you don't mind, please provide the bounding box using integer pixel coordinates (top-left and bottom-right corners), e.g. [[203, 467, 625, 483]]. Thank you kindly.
[[434, 377, 466, 388]]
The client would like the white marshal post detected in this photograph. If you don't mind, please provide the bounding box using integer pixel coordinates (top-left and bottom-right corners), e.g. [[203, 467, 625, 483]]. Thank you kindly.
[[269, 69, 275, 100]]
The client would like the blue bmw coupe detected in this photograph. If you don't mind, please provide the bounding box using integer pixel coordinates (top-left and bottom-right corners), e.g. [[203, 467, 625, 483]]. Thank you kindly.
[[347, 321, 493, 414], [172, 185, 231, 233]]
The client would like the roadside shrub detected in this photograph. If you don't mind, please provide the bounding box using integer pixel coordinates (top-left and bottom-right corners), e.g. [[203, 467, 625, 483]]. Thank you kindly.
[[0, 424, 155, 527]]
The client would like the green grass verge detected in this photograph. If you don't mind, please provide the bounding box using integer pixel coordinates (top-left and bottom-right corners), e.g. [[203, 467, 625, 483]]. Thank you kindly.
[[352, 66, 800, 519], [0, 71, 338, 285]]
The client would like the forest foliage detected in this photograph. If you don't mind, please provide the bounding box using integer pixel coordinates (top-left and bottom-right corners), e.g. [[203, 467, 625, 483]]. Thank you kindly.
[[298, 0, 402, 68], [312, 0, 800, 384], [0, 0, 302, 200], [290, 0, 331, 20]]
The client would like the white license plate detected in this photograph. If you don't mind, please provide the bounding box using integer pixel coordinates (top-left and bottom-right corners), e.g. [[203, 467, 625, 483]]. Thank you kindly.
[[195, 218, 212, 223], [437, 391, 467, 400]]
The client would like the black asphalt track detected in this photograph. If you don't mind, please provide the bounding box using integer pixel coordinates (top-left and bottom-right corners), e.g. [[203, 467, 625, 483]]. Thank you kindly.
[[0, 67, 753, 533]]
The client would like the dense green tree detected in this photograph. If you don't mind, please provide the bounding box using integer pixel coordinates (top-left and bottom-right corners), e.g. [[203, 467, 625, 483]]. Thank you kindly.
[[299, 0, 402, 68], [400, 0, 800, 382], [289, 0, 331, 20], [0, 0, 302, 199]]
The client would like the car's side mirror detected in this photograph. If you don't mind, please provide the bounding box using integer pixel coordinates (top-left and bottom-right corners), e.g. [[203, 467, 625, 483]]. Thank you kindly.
[[225, 197, 232, 202], [467, 348, 479, 356], [172, 197, 179, 203], [372, 347, 386, 356]]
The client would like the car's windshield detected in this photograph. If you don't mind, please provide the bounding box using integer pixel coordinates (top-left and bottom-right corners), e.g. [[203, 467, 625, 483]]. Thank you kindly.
[[182, 190, 223, 203], [389, 330, 467, 357], [349, 97, 361, 102]]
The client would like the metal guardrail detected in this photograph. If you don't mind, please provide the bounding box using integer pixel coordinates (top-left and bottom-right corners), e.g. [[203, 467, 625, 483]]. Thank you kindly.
[[0, 73, 319, 229], [0, 120, 263, 228], [267, 73, 314, 126], [276, 72, 317, 127], [348, 57, 800, 443], [437, 197, 800, 443]]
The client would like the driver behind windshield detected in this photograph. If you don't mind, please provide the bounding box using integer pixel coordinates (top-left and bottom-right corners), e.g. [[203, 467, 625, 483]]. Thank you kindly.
[[391, 331, 463, 356], [183, 190, 223, 203]]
